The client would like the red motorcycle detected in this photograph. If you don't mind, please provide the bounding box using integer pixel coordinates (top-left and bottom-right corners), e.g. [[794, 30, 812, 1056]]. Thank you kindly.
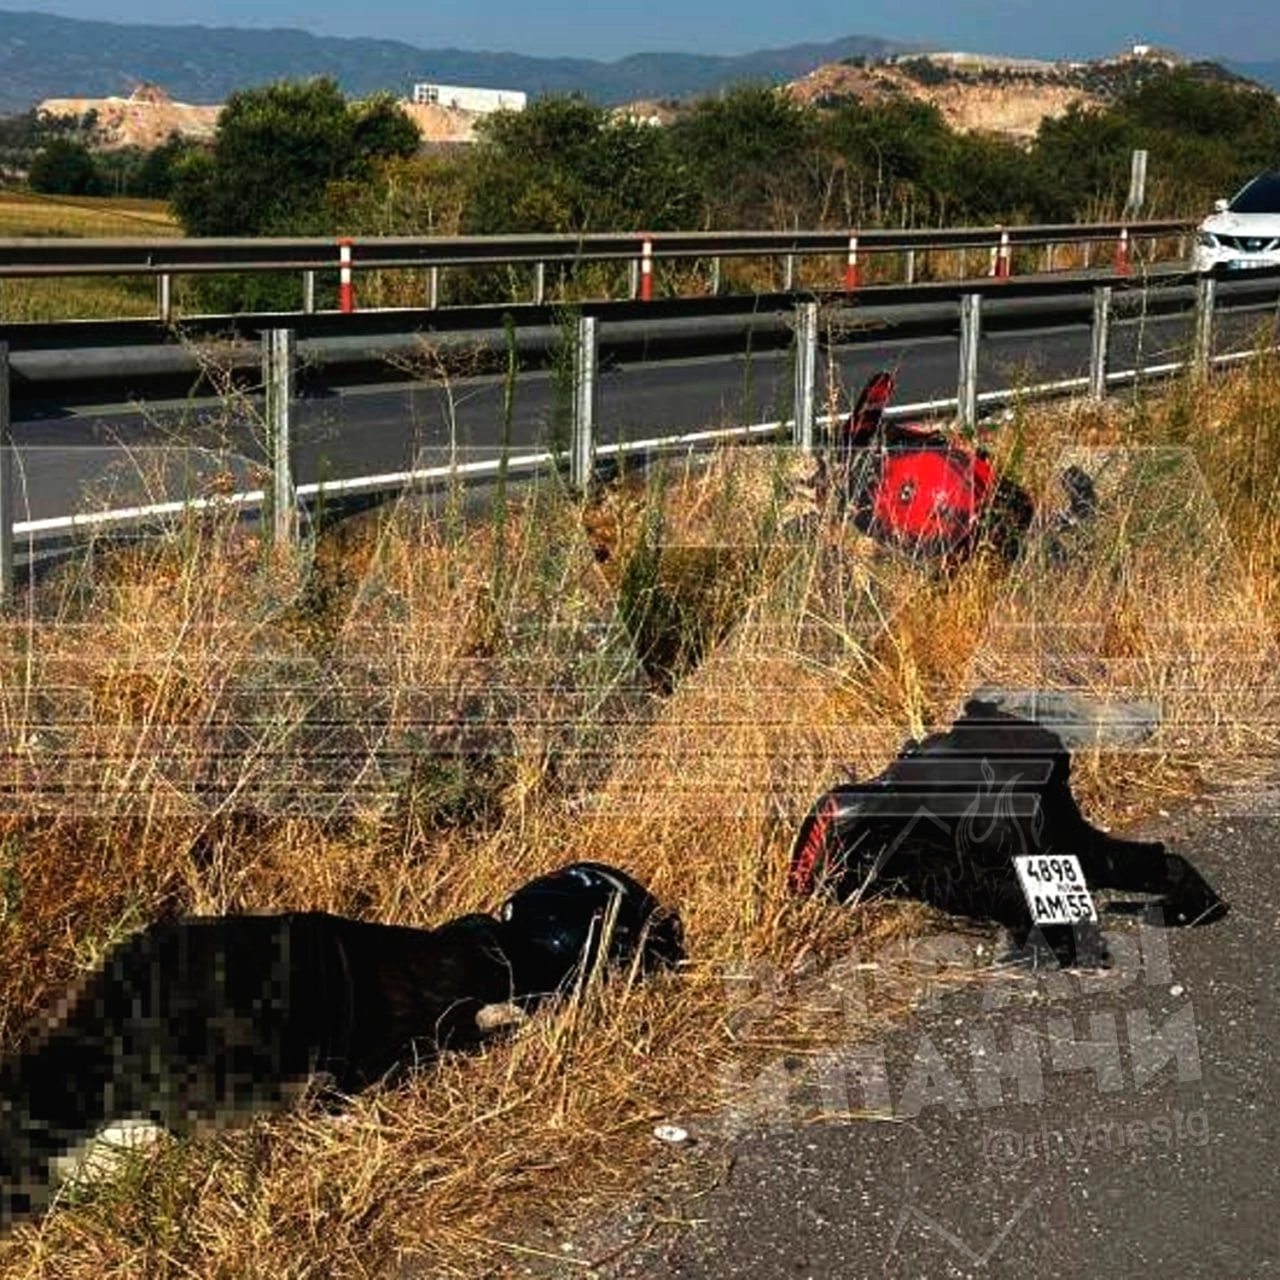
[[824, 371, 1094, 568]]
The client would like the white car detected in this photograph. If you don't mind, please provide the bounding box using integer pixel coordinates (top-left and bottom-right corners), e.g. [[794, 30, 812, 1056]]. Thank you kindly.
[[1193, 170, 1280, 273]]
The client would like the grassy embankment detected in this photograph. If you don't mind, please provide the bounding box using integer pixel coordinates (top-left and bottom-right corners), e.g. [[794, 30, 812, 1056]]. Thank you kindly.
[[0, 333, 1276, 1273]]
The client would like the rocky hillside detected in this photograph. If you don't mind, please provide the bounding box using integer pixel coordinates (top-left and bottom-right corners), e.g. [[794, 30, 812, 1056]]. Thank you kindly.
[[35, 84, 486, 150], [36, 84, 219, 150], [787, 49, 1264, 141]]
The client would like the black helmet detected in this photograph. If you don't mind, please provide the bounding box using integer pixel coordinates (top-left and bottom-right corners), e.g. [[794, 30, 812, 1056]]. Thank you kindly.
[[499, 861, 683, 1000]]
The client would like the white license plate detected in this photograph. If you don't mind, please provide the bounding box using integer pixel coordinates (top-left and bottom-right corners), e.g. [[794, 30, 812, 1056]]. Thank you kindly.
[[1228, 258, 1273, 270], [1013, 855, 1098, 924]]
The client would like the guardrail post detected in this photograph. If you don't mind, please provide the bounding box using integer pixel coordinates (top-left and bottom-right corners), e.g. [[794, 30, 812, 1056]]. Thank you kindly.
[[157, 273, 173, 323], [0, 343, 12, 606], [428, 266, 440, 310], [303, 270, 316, 314], [904, 248, 916, 285], [783, 253, 796, 293], [263, 329, 297, 552], [534, 261, 546, 306], [1044, 242, 1056, 273], [957, 293, 981, 433], [793, 301, 819, 454], [571, 315, 598, 491], [710, 256, 721, 296], [1193, 274, 1217, 380], [1089, 286, 1112, 402]]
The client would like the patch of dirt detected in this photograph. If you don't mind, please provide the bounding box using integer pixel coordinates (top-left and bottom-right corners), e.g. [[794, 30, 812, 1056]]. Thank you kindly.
[[398, 100, 485, 144]]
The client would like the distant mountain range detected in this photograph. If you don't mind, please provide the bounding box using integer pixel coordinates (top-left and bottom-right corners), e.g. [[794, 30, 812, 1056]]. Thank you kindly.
[[0, 9, 923, 114]]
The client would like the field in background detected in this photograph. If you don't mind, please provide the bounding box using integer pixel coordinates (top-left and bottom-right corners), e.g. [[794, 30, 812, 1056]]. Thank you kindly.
[[0, 191, 176, 238], [0, 189, 178, 321], [0, 356, 1277, 1273]]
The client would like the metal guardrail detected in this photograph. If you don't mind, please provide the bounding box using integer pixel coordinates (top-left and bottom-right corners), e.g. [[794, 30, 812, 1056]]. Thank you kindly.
[[0, 218, 1193, 318], [1, 263, 1278, 601], [0, 221, 1190, 276], [0, 267, 1200, 405]]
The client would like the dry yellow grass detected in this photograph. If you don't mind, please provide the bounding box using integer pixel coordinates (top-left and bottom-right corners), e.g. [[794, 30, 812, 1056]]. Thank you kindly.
[[0, 190, 179, 321], [0, 191, 177, 238], [0, 356, 1278, 1274], [0, 277, 179, 322]]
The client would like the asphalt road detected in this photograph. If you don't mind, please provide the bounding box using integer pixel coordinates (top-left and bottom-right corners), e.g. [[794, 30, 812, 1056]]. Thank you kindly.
[[8, 298, 1275, 531], [549, 793, 1278, 1279]]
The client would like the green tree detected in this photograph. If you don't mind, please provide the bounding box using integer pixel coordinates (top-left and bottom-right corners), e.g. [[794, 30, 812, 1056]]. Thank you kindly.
[[1118, 69, 1279, 143], [1112, 71, 1280, 212], [1030, 103, 1138, 220], [825, 98, 955, 225], [169, 78, 421, 310], [27, 137, 103, 196], [131, 132, 199, 199], [349, 93, 423, 178], [945, 131, 1046, 225], [466, 95, 695, 235], [326, 152, 471, 238], [90, 146, 142, 197], [171, 78, 419, 237], [1029, 69, 1280, 219], [0, 110, 55, 173], [668, 85, 817, 228]]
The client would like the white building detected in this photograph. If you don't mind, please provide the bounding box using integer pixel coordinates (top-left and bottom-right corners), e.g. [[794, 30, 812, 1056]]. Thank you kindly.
[[411, 83, 527, 114]]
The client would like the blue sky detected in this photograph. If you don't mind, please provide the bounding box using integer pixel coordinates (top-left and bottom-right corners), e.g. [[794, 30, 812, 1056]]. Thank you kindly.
[[3, 1, 1275, 64]]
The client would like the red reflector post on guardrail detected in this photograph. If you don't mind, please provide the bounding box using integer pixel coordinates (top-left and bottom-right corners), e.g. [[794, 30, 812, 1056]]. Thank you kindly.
[[1114, 227, 1130, 277], [338, 237, 355, 312], [845, 235, 859, 291], [993, 230, 1012, 279], [640, 236, 653, 302]]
